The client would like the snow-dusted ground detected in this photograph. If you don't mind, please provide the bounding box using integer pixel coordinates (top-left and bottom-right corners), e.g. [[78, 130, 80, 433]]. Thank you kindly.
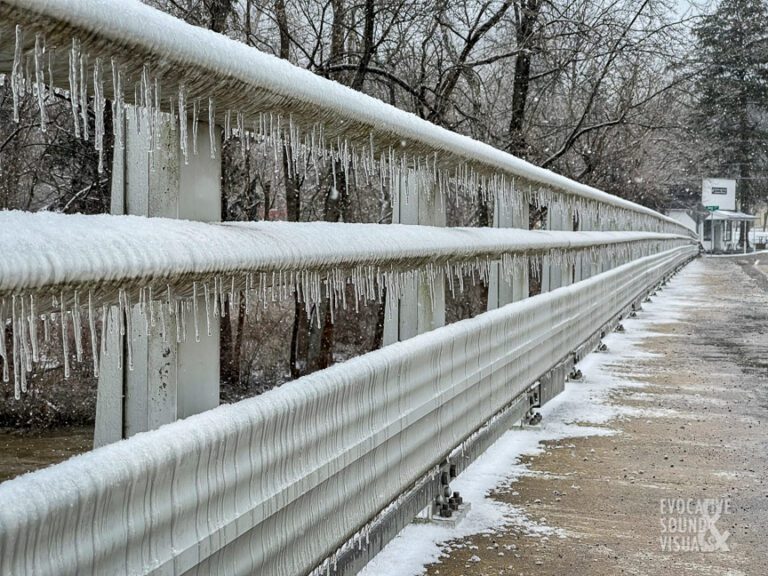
[[360, 260, 705, 576]]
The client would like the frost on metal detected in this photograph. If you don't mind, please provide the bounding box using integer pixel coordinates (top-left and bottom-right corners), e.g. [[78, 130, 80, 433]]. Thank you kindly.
[[0, 0, 694, 237], [0, 211, 695, 398], [0, 245, 697, 576]]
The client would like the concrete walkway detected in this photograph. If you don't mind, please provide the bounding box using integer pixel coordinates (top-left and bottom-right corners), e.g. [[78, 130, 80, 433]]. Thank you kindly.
[[401, 257, 768, 576]]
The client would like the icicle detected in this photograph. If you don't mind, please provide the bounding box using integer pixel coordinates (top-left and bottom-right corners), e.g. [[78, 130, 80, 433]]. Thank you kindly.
[[89, 292, 99, 376], [148, 287, 156, 328], [100, 305, 108, 359], [159, 300, 168, 343], [43, 313, 50, 344], [72, 291, 83, 363], [94, 58, 105, 172], [204, 283, 212, 336], [237, 111, 245, 158], [29, 295, 38, 363], [168, 96, 176, 133], [47, 47, 56, 93], [18, 312, 27, 392], [12, 26, 24, 124], [151, 70, 163, 146], [180, 301, 188, 343], [0, 316, 10, 383], [19, 297, 33, 374], [123, 290, 133, 371], [213, 276, 223, 316], [34, 34, 48, 131], [60, 294, 70, 379], [192, 99, 200, 156], [10, 298, 19, 397], [79, 53, 89, 141], [111, 59, 124, 151], [118, 290, 126, 337], [209, 98, 217, 159], [15, 298, 32, 392], [244, 274, 252, 314], [0, 309, 7, 384], [179, 84, 189, 165], [219, 280, 229, 318], [193, 282, 200, 342]]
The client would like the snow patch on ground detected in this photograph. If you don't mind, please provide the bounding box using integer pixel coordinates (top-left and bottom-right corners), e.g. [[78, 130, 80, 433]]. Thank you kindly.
[[359, 260, 706, 576]]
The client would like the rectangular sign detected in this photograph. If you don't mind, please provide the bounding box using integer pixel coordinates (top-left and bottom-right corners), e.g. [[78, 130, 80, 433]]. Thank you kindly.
[[702, 179, 736, 211]]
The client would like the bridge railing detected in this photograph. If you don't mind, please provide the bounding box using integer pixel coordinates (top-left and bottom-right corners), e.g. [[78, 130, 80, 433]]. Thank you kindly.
[[0, 245, 694, 576], [0, 1, 698, 574]]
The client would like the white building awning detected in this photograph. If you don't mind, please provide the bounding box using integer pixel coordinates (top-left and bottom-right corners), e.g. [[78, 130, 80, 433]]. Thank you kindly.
[[706, 210, 757, 222]]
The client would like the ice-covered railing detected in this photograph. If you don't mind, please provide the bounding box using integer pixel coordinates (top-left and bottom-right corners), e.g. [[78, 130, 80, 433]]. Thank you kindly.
[[0, 245, 696, 576], [0, 211, 694, 397], [0, 0, 694, 237]]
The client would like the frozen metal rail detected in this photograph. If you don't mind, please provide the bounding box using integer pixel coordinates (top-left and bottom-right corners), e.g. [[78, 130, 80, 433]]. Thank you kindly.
[[0, 0, 693, 236], [0, 245, 696, 576], [0, 2, 700, 574], [0, 210, 691, 306], [0, 211, 694, 392]]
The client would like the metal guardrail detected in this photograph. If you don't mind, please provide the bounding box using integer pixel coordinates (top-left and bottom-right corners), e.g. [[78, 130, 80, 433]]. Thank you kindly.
[[0, 211, 693, 397], [0, 0, 695, 237], [0, 2, 699, 574], [0, 210, 691, 307], [0, 245, 696, 576]]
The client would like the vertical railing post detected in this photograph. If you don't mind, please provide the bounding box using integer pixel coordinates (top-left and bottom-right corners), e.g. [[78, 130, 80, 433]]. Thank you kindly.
[[488, 194, 529, 309], [560, 206, 574, 286], [94, 107, 221, 447], [383, 172, 446, 344]]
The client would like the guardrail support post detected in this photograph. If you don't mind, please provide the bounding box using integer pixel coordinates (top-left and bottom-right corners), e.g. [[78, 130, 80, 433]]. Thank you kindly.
[[545, 203, 574, 289], [383, 173, 446, 344], [488, 194, 529, 309], [95, 107, 222, 447]]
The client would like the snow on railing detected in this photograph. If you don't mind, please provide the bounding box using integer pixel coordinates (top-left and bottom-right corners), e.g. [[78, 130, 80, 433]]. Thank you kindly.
[[0, 245, 696, 576], [0, 0, 694, 237], [0, 211, 694, 398], [0, 4, 701, 574]]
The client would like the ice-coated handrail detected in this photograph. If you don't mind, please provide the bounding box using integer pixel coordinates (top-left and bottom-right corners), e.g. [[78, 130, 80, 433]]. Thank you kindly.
[[0, 211, 694, 399], [0, 0, 694, 237], [0, 245, 696, 576], [0, 211, 692, 298]]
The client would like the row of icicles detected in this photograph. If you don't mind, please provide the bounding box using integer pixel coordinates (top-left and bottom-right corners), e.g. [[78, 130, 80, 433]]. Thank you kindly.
[[0, 239, 690, 398], [4, 24, 690, 236]]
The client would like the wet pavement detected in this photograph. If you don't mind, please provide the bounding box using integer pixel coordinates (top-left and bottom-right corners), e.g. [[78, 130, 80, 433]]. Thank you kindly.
[[423, 257, 768, 576]]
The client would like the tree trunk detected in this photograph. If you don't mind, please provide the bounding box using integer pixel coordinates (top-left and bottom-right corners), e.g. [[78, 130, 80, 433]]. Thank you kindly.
[[507, 0, 541, 157], [208, 0, 235, 33]]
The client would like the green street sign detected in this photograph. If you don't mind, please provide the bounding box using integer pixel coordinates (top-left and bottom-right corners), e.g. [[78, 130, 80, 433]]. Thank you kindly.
[[705, 205, 719, 211]]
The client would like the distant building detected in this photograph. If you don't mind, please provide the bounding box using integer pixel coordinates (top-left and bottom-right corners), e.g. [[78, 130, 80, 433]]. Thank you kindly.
[[699, 178, 756, 252], [666, 178, 757, 253]]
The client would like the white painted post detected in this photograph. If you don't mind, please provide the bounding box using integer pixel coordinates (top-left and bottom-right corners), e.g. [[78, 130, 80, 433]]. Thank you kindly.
[[573, 213, 584, 283], [95, 107, 221, 447], [383, 172, 445, 344], [488, 194, 529, 309], [560, 206, 573, 286], [540, 204, 560, 292]]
